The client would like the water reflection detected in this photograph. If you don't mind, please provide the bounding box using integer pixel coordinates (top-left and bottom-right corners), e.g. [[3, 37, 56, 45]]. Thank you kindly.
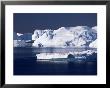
[[14, 47, 97, 75]]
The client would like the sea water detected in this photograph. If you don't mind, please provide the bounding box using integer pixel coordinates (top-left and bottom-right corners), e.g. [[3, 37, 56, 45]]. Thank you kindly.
[[14, 47, 97, 75]]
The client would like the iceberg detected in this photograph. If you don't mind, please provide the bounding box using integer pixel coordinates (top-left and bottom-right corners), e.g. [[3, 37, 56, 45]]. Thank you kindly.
[[89, 39, 97, 48], [13, 26, 97, 48], [32, 26, 97, 47], [13, 32, 32, 47], [36, 49, 97, 60], [32, 30, 45, 40], [37, 53, 68, 59], [17, 33, 23, 36]]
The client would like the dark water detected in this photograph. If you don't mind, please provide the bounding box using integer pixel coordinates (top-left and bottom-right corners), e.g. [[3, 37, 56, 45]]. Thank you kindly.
[[14, 47, 97, 75]]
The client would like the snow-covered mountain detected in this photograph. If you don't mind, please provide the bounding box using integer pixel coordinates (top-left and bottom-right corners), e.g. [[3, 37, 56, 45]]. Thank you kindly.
[[32, 26, 97, 47]]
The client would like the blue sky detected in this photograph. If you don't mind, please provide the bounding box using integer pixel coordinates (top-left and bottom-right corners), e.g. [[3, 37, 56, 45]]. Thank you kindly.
[[14, 13, 97, 33]]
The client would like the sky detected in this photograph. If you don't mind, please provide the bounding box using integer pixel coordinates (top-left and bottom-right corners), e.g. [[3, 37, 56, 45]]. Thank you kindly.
[[14, 13, 97, 33]]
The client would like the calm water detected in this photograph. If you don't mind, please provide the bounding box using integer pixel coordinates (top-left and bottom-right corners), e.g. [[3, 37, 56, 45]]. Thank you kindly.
[[14, 47, 97, 75]]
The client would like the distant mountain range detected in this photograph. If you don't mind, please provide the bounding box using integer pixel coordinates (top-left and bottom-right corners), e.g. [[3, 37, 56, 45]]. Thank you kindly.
[[14, 26, 97, 48]]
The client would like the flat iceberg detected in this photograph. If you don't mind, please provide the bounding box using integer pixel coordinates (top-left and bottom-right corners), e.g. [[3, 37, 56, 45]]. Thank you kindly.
[[36, 49, 97, 60], [37, 53, 68, 59]]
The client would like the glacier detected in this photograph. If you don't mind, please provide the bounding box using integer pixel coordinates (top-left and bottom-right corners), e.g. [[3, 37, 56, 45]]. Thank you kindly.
[[89, 39, 97, 48], [32, 26, 97, 47]]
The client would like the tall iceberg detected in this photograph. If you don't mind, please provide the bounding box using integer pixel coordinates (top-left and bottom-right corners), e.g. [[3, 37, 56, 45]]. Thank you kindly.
[[32, 26, 97, 47]]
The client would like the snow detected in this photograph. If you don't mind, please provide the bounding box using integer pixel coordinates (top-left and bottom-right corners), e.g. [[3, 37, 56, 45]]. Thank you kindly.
[[89, 39, 97, 48], [36, 49, 97, 59], [32, 26, 97, 47], [37, 53, 68, 59], [32, 30, 45, 40], [17, 33, 23, 36], [32, 27, 74, 47], [13, 26, 97, 59], [13, 26, 97, 48], [91, 26, 97, 31]]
